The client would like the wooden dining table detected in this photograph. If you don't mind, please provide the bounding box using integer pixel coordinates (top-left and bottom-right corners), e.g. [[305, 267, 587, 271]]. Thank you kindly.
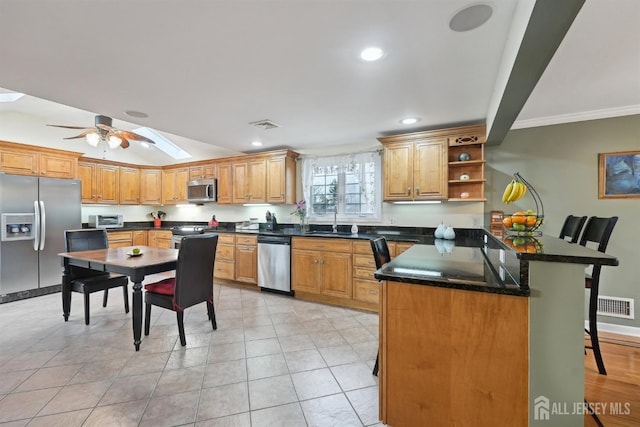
[[58, 245, 178, 351]]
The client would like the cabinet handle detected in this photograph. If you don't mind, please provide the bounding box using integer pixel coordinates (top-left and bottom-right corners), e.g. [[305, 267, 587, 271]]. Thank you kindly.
[[314, 259, 318, 264], [369, 290, 378, 295], [407, 187, 411, 195], [416, 187, 420, 195]]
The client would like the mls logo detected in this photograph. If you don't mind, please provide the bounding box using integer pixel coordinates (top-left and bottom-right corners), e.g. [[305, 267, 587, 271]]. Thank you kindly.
[[534, 395, 550, 420]]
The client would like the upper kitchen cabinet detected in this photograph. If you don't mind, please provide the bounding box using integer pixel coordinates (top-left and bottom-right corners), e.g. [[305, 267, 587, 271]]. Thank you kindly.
[[78, 160, 119, 204], [446, 124, 486, 201], [140, 168, 162, 205], [161, 166, 189, 204], [216, 162, 232, 204], [378, 124, 486, 202], [266, 151, 298, 204], [233, 158, 266, 203], [0, 140, 81, 179], [119, 166, 140, 205], [189, 163, 216, 180], [379, 135, 448, 201]]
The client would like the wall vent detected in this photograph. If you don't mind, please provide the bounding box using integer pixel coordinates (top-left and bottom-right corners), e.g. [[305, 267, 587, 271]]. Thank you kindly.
[[597, 296, 634, 319], [249, 119, 280, 130]]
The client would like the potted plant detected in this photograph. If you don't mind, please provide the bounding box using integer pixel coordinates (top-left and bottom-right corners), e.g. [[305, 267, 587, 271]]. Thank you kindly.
[[149, 210, 166, 228]]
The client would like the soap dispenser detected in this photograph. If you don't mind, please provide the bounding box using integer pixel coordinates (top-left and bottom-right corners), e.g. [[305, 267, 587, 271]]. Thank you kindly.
[[351, 224, 359, 234], [434, 222, 446, 239]]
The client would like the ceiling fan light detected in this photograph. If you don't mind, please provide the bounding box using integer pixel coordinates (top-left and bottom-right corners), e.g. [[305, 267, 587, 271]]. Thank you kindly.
[[108, 135, 122, 149], [86, 133, 100, 147]]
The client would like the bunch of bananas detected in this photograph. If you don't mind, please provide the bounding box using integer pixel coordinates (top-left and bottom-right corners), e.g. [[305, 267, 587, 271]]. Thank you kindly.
[[502, 179, 527, 204]]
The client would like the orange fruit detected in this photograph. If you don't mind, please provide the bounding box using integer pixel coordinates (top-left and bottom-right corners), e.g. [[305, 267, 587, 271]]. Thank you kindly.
[[502, 217, 513, 228], [525, 215, 537, 227], [511, 214, 526, 225]]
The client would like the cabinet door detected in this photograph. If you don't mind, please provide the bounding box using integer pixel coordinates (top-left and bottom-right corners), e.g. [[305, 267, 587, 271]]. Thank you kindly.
[[383, 143, 414, 201], [119, 167, 140, 204], [96, 164, 119, 204], [292, 249, 321, 294], [321, 251, 352, 298], [189, 164, 216, 180], [235, 245, 257, 284], [413, 138, 447, 200], [247, 158, 266, 202], [174, 168, 189, 202], [216, 163, 232, 204], [266, 156, 286, 203], [232, 162, 249, 203], [0, 150, 38, 176], [140, 169, 162, 205], [39, 153, 76, 179], [161, 169, 177, 204], [132, 230, 147, 246], [77, 162, 97, 203]]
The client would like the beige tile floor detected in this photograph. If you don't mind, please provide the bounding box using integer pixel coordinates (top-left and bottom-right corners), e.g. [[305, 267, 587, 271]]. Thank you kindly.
[[0, 278, 385, 426]]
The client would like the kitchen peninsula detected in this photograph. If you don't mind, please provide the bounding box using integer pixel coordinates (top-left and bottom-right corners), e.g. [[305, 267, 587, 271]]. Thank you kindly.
[[374, 233, 618, 427]]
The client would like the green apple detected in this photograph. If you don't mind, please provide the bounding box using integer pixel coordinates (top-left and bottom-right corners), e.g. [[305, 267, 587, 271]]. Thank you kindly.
[[132, 248, 141, 255]]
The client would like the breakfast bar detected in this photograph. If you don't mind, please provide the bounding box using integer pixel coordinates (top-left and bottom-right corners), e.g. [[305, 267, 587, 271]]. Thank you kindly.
[[374, 233, 618, 427]]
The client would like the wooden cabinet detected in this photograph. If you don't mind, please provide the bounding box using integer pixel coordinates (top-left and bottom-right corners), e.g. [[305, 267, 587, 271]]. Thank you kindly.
[[379, 135, 448, 201], [161, 167, 189, 204], [266, 154, 297, 204], [132, 230, 147, 246], [446, 125, 486, 201], [119, 166, 140, 205], [107, 231, 133, 248], [232, 158, 266, 203], [148, 229, 172, 248], [0, 141, 80, 179], [292, 237, 352, 299], [140, 168, 162, 205], [216, 162, 233, 204], [235, 234, 257, 284], [189, 164, 216, 180], [214, 233, 235, 280], [79, 161, 119, 204]]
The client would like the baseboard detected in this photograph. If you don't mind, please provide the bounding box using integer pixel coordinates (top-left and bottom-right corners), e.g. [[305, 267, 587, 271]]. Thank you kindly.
[[585, 320, 640, 337]]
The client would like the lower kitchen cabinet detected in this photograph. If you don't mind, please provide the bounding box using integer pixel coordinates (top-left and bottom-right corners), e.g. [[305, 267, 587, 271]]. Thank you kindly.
[[148, 229, 172, 248], [107, 230, 133, 248], [292, 237, 352, 302], [214, 233, 236, 280], [132, 230, 147, 246], [235, 235, 257, 284]]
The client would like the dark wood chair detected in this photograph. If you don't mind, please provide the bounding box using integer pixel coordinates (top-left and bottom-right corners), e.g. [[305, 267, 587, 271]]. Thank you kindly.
[[64, 229, 129, 325], [370, 236, 391, 377], [580, 216, 618, 375], [558, 215, 587, 243], [144, 234, 219, 346]]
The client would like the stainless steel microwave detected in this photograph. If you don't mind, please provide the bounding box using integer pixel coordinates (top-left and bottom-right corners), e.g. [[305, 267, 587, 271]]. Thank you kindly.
[[187, 179, 217, 203], [88, 214, 124, 229]]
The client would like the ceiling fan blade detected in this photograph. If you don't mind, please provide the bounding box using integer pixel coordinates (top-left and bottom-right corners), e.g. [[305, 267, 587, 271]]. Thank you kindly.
[[62, 130, 97, 140], [96, 123, 116, 133], [118, 136, 130, 149], [115, 130, 156, 144], [47, 124, 93, 130]]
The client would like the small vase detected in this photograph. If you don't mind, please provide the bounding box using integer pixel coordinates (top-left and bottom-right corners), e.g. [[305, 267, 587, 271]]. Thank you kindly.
[[154, 219, 162, 228], [443, 226, 456, 240], [299, 217, 309, 233], [434, 222, 446, 239]]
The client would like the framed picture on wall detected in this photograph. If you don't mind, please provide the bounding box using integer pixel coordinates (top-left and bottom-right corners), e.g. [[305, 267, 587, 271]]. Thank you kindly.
[[598, 150, 640, 199]]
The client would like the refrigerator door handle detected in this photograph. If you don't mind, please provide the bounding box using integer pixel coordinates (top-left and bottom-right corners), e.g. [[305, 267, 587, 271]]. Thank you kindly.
[[33, 200, 40, 251], [39, 200, 46, 250]]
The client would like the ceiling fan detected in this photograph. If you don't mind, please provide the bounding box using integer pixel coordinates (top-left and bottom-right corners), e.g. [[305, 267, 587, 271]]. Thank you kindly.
[[47, 114, 155, 149]]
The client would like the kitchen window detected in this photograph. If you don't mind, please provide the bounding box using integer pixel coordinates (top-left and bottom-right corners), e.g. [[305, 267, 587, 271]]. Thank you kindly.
[[301, 151, 381, 222]]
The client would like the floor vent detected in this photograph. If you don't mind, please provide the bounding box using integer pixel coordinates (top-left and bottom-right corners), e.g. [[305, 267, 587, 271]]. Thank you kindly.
[[249, 119, 280, 130], [597, 296, 634, 319]]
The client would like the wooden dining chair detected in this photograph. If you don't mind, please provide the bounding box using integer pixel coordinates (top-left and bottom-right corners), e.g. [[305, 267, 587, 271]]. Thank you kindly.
[[370, 236, 391, 377], [558, 215, 587, 243], [64, 229, 129, 325], [580, 216, 618, 375], [144, 234, 219, 346]]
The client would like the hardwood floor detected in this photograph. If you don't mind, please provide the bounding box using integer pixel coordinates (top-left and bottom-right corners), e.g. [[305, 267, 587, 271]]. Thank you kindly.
[[584, 332, 640, 426]]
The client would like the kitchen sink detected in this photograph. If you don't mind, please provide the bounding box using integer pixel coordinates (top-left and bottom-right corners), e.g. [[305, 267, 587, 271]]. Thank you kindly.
[[303, 230, 354, 236]]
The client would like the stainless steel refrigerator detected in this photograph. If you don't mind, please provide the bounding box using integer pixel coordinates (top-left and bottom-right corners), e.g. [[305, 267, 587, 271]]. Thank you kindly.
[[0, 173, 81, 303]]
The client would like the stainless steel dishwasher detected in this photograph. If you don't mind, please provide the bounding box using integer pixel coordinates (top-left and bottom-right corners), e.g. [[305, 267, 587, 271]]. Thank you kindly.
[[257, 235, 293, 295]]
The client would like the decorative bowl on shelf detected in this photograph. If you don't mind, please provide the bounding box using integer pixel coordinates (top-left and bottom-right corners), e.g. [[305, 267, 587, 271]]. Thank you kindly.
[[457, 152, 471, 161]]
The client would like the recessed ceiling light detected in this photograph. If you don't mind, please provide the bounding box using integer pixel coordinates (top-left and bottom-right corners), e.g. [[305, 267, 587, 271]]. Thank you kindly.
[[124, 110, 149, 118], [360, 47, 384, 61], [0, 92, 25, 103], [400, 117, 421, 125], [449, 4, 493, 32], [251, 141, 263, 147]]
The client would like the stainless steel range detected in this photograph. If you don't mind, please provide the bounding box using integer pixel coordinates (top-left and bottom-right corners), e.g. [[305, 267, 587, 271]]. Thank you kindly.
[[170, 225, 206, 249]]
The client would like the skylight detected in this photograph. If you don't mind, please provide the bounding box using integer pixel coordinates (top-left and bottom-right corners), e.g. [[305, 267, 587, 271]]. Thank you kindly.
[[0, 92, 25, 102], [132, 127, 192, 160]]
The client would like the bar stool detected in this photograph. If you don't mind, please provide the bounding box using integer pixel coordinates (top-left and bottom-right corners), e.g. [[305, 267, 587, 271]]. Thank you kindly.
[[580, 216, 618, 375], [558, 215, 587, 243], [370, 236, 391, 377]]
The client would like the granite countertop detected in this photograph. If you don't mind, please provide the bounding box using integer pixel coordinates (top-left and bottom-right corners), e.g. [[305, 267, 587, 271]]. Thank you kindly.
[[375, 243, 528, 297]]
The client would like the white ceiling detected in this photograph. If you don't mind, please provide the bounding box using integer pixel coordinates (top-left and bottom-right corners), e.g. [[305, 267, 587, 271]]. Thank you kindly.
[[0, 0, 638, 165]]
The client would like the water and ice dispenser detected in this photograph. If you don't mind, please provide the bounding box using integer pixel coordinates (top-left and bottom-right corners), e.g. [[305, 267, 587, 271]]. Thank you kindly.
[[1, 213, 35, 241]]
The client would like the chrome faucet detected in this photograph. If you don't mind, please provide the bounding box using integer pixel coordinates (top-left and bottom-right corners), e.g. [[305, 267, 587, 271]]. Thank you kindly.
[[332, 209, 338, 233]]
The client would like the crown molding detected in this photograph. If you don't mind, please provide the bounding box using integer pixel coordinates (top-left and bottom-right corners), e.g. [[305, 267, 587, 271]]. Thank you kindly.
[[512, 105, 640, 130]]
